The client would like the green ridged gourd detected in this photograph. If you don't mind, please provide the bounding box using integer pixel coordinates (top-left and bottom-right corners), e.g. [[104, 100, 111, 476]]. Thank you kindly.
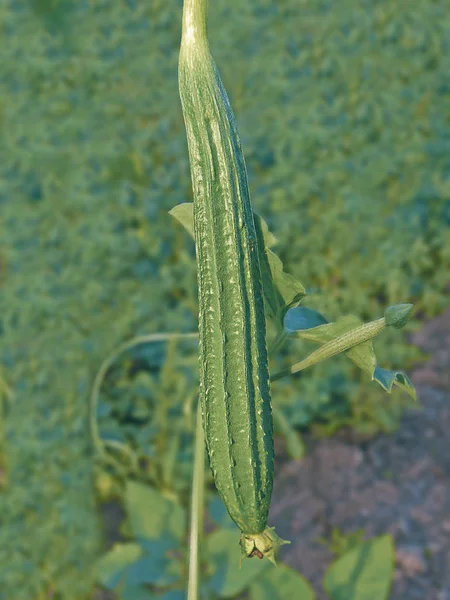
[[178, 0, 286, 561]]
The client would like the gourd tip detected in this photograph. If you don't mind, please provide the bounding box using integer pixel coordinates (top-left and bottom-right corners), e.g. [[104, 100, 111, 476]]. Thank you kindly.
[[239, 526, 291, 566], [384, 303, 414, 329]]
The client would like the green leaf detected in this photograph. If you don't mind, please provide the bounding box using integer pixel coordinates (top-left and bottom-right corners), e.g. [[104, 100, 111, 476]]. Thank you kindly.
[[168, 203, 306, 329], [253, 212, 306, 327], [159, 592, 186, 600], [127, 537, 181, 588], [121, 585, 156, 600], [138, 535, 179, 555], [125, 480, 186, 541], [168, 202, 194, 238], [126, 553, 180, 587], [253, 210, 278, 249], [96, 543, 142, 590], [96, 534, 181, 594], [206, 528, 269, 598], [323, 535, 394, 600], [284, 306, 328, 332], [121, 585, 185, 600], [249, 563, 315, 600], [373, 366, 417, 400], [345, 339, 377, 376], [208, 496, 239, 531]]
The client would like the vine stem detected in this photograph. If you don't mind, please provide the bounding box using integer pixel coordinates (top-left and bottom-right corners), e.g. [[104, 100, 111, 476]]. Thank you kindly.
[[0, 374, 14, 402], [187, 398, 205, 600], [89, 332, 198, 466]]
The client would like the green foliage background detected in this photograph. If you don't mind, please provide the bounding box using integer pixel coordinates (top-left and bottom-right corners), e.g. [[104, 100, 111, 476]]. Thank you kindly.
[[0, 0, 449, 598]]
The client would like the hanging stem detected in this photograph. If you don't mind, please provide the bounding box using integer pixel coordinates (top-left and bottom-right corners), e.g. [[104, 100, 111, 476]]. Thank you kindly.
[[187, 398, 205, 600], [181, 0, 208, 45]]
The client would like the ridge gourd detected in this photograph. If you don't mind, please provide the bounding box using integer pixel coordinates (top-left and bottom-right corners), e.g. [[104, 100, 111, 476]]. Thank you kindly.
[[178, 0, 287, 562]]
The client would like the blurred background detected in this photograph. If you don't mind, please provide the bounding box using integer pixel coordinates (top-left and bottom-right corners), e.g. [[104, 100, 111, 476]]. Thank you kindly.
[[0, 0, 449, 599]]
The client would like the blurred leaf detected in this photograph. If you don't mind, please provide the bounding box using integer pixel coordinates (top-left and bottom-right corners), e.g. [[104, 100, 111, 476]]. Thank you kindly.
[[205, 528, 269, 597], [208, 497, 239, 531], [125, 480, 186, 541], [126, 553, 180, 587], [138, 536, 179, 555], [323, 535, 394, 600], [273, 406, 305, 459], [318, 527, 367, 557], [158, 591, 186, 600], [121, 584, 156, 600], [249, 563, 315, 599], [96, 400, 113, 419], [96, 543, 142, 590], [96, 535, 181, 594], [118, 584, 186, 600]]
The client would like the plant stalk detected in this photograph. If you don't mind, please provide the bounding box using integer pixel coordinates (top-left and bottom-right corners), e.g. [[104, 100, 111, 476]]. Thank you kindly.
[[181, 0, 208, 45], [187, 398, 205, 600]]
